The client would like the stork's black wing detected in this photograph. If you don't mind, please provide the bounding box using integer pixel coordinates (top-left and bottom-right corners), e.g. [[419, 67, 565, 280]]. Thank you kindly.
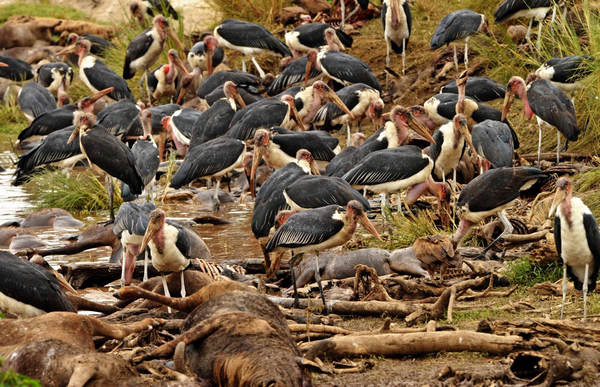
[[584, 213, 600, 292], [123, 30, 154, 79], [85, 61, 133, 101], [528, 79, 578, 141], [441, 76, 506, 102], [190, 100, 236, 147], [17, 105, 77, 141], [97, 99, 140, 137], [319, 51, 381, 92], [494, 0, 552, 23], [286, 175, 370, 210], [113, 201, 155, 237], [541, 56, 593, 83], [18, 82, 56, 119], [267, 56, 321, 96], [0, 56, 33, 81], [472, 120, 514, 168], [272, 133, 336, 161], [343, 147, 428, 186], [196, 70, 261, 98], [225, 99, 287, 140], [430, 9, 483, 49], [217, 19, 292, 57]]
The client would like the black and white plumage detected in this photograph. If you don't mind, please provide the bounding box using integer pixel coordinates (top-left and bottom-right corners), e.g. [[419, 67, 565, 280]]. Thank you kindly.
[[430, 9, 487, 71], [188, 38, 225, 73], [306, 50, 381, 92], [17, 105, 78, 144], [382, 0, 412, 73], [503, 75, 578, 164], [451, 166, 547, 249], [0, 251, 75, 317], [472, 120, 514, 171], [267, 55, 321, 96], [494, 0, 553, 49], [145, 49, 189, 102], [196, 70, 261, 99], [129, 0, 179, 24], [65, 33, 114, 57], [18, 82, 56, 122], [35, 62, 73, 102], [284, 175, 370, 211], [285, 23, 353, 56], [68, 112, 143, 221], [189, 84, 240, 147], [549, 177, 600, 321], [441, 76, 506, 102], [226, 95, 305, 140], [0, 55, 34, 81], [170, 137, 246, 206], [13, 126, 82, 185], [265, 200, 380, 308], [164, 108, 203, 155], [428, 114, 476, 182], [214, 19, 292, 78], [423, 92, 520, 148], [204, 82, 262, 107], [58, 39, 133, 101], [535, 55, 593, 94]]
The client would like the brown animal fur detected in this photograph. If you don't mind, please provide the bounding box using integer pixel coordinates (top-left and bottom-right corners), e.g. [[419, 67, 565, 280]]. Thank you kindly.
[[5, 16, 117, 39]]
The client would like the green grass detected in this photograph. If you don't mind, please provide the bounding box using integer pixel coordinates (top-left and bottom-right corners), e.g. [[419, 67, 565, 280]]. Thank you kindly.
[[205, 0, 291, 26], [24, 170, 122, 214], [0, 356, 40, 387], [0, 2, 88, 24], [505, 256, 562, 287]]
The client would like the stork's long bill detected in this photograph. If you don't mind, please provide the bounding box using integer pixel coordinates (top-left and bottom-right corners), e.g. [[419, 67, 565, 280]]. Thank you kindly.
[[454, 114, 477, 157], [502, 76, 533, 122], [549, 177, 572, 219], [346, 201, 383, 242]]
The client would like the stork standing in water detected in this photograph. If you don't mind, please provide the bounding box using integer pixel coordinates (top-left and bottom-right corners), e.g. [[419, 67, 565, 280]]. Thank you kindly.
[[123, 15, 185, 101], [57, 39, 133, 102], [213, 19, 292, 78], [549, 177, 600, 322], [382, 0, 411, 75], [494, 0, 553, 49], [430, 9, 487, 72], [265, 200, 381, 310], [67, 112, 144, 222], [502, 75, 578, 165], [452, 167, 547, 252]]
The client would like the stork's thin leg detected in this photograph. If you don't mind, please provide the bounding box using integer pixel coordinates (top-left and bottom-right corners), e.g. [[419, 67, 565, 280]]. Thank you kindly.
[[180, 270, 186, 298], [346, 122, 351, 147], [363, 187, 367, 196], [250, 56, 266, 79], [583, 263, 589, 322], [314, 252, 328, 314], [561, 263, 567, 319], [290, 252, 300, 308], [556, 130, 561, 164], [480, 210, 513, 255], [380, 192, 387, 229], [105, 174, 115, 222], [402, 39, 406, 75], [385, 39, 391, 68], [214, 178, 221, 211], [537, 119, 543, 166], [340, 0, 346, 30], [536, 19, 543, 50], [452, 168, 457, 193], [143, 249, 148, 282], [526, 18, 534, 45], [464, 37, 469, 70], [345, 0, 361, 23], [241, 55, 247, 73], [120, 247, 127, 286], [550, 5, 557, 34], [144, 70, 152, 105], [161, 274, 172, 313], [453, 44, 459, 73]]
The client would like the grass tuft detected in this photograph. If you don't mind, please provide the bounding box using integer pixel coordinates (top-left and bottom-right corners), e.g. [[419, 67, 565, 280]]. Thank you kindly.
[[205, 0, 291, 26], [0, 2, 88, 24], [505, 256, 562, 287], [24, 170, 122, 214], [362, 210, 443, 250]]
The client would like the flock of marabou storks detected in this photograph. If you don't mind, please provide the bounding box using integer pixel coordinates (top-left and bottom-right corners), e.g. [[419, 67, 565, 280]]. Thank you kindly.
[[0, 0, 598, 322]]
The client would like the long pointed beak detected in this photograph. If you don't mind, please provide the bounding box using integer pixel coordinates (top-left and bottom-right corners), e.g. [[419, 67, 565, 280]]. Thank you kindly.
[[359, 212, 382, 241], [310, 159, 320, 175], [501, 91, 513, 122], [206, 49, 214, 75], [326, 90, 355, 120], [459, 123, 478, 158], [89, 87, 114, 103], [0, 62, 7, 67], [408, 116, 436, 144], [233, 89, 246, 108], [331, 33, 345, 51], [290, 102, 306, 131], [175, 84, 187, 105], [173, 55, 190, 77], [140, 221, 159, 254], [56, 44, 77, 57], [167, 28, 186, 53], [549, 190, 565, 218], [250, 146, 263, 198], [67, 126, 80, 144], [304, 59, 314, 86]]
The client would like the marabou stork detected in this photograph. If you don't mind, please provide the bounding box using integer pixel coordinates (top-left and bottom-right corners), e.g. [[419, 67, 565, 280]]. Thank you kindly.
[[535, 55, 593, 96], [162, 108, 203, 156], [189, 82, 243, 148], [293, 80, 354, 127], [169, 137, 246, 207], [18, 82, 57, 122], [549, 177, 600, 322], [284, 175, 370, 211], [57, 39, 133, 102], [203, 81, 262, 107], [325, 105, 436, 177], [225, 94, 306, 140], [121, 109, 160, 202], [96, 99, 141, 138], [382, 0, 411, 74], [0, 251, 75, 317], [502, 75, 578, 164], [251, 128, 335, 176], [16, 87, 113, 144], [188, 36, 224, 75], [430, 9, 487, 71], [429, 114, 477, 183], [312, 83, 380, 144], [472, 120, 514, 172], [267, 55, 322, 96], [13, 126, 83, 185], [343, 146, 450, 220], [123, 103, 180, 159], [285, 23, 352, 57], [441, 76, 506, 102], [65, 33, 113, 57], [305, 49, 381, 92], [113, 201, 155, 284], [494, 0, 553, 49], [129, 0, 179, 26], [265, 200, 381, 308], [196, 70, 261, 100], [0, 56, 33, 81], [67, 112, 144, 221], [145, 49, 189, 102], [35, 62, 73, 103], [213, 19, 292, 79], [123, 15, 185, 100], [451, 166, 547, 251]]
